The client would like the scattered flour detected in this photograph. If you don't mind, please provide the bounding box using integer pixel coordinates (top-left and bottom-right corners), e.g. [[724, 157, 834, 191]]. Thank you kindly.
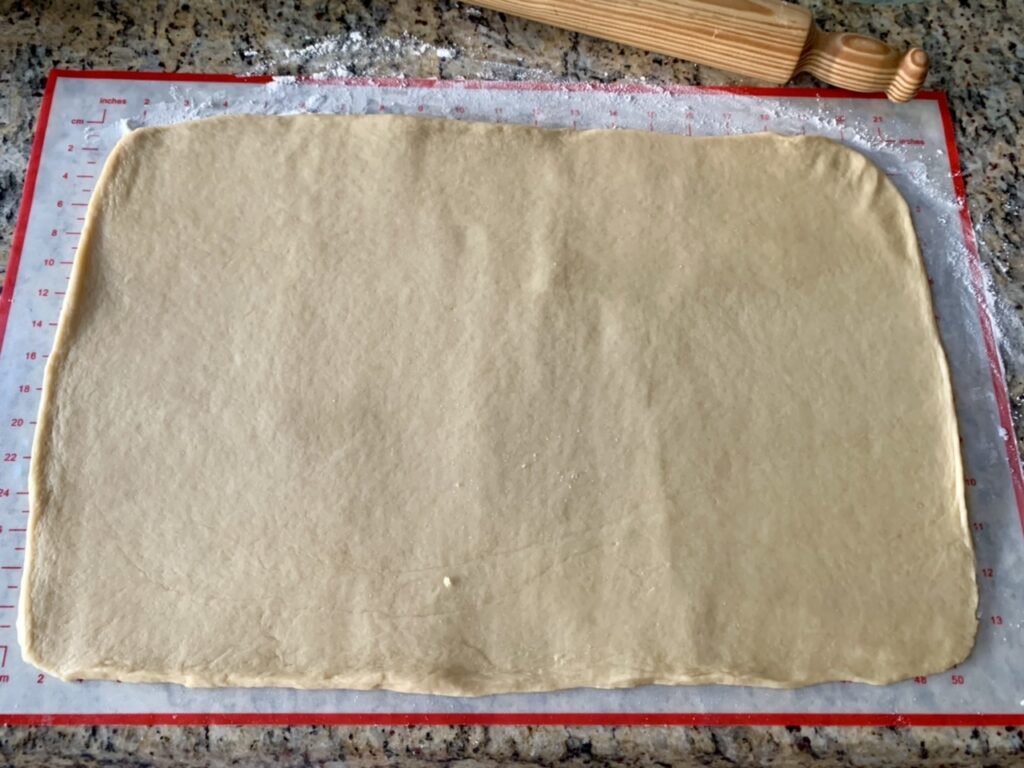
[[242, 30, 464, 78]]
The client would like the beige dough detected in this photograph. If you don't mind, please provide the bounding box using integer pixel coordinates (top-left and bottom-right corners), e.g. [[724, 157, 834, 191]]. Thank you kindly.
[[19, 115, 977, 693]]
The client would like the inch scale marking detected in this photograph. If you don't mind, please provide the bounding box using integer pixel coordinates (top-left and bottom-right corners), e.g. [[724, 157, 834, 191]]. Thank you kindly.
[[0, 70, 1021, 724]]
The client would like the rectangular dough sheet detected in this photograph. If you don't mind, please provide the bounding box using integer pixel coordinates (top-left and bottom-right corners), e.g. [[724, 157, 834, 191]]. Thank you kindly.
[[20, 115, 977, 693]]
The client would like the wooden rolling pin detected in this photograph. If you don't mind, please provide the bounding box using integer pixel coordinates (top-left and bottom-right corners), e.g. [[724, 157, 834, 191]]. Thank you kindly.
[[471, 0, 929, 101]]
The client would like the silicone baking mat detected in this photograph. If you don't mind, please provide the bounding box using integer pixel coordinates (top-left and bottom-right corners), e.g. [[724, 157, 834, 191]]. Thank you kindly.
[[1, 69, 1022, 726]]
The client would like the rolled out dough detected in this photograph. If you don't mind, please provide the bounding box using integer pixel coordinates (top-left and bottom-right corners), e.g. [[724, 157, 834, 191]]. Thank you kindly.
[[20, 115, 977, 693]]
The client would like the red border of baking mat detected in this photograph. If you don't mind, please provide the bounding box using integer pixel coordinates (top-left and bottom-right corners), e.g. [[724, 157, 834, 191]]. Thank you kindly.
[[2, 70, 1021, 727]]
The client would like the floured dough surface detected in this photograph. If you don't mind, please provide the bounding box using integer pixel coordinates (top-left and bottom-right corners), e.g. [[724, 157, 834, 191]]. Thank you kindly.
[[20, 115, 977, 693]]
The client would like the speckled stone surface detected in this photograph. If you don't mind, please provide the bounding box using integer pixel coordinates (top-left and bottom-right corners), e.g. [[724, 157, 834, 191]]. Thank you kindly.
[[3, 724, 1024, 767], [1, 0, 1023, 764]]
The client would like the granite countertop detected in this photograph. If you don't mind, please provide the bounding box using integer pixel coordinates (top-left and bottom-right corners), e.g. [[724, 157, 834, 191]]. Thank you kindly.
[[1, 0, 1023, 765]]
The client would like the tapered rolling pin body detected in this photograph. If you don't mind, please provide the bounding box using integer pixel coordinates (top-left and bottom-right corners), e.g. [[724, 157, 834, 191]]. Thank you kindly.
[[471, 0, 928, 101]]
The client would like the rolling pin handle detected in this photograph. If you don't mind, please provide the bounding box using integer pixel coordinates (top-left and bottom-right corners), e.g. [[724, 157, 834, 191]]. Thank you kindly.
[[798, 27, 929, 102]]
